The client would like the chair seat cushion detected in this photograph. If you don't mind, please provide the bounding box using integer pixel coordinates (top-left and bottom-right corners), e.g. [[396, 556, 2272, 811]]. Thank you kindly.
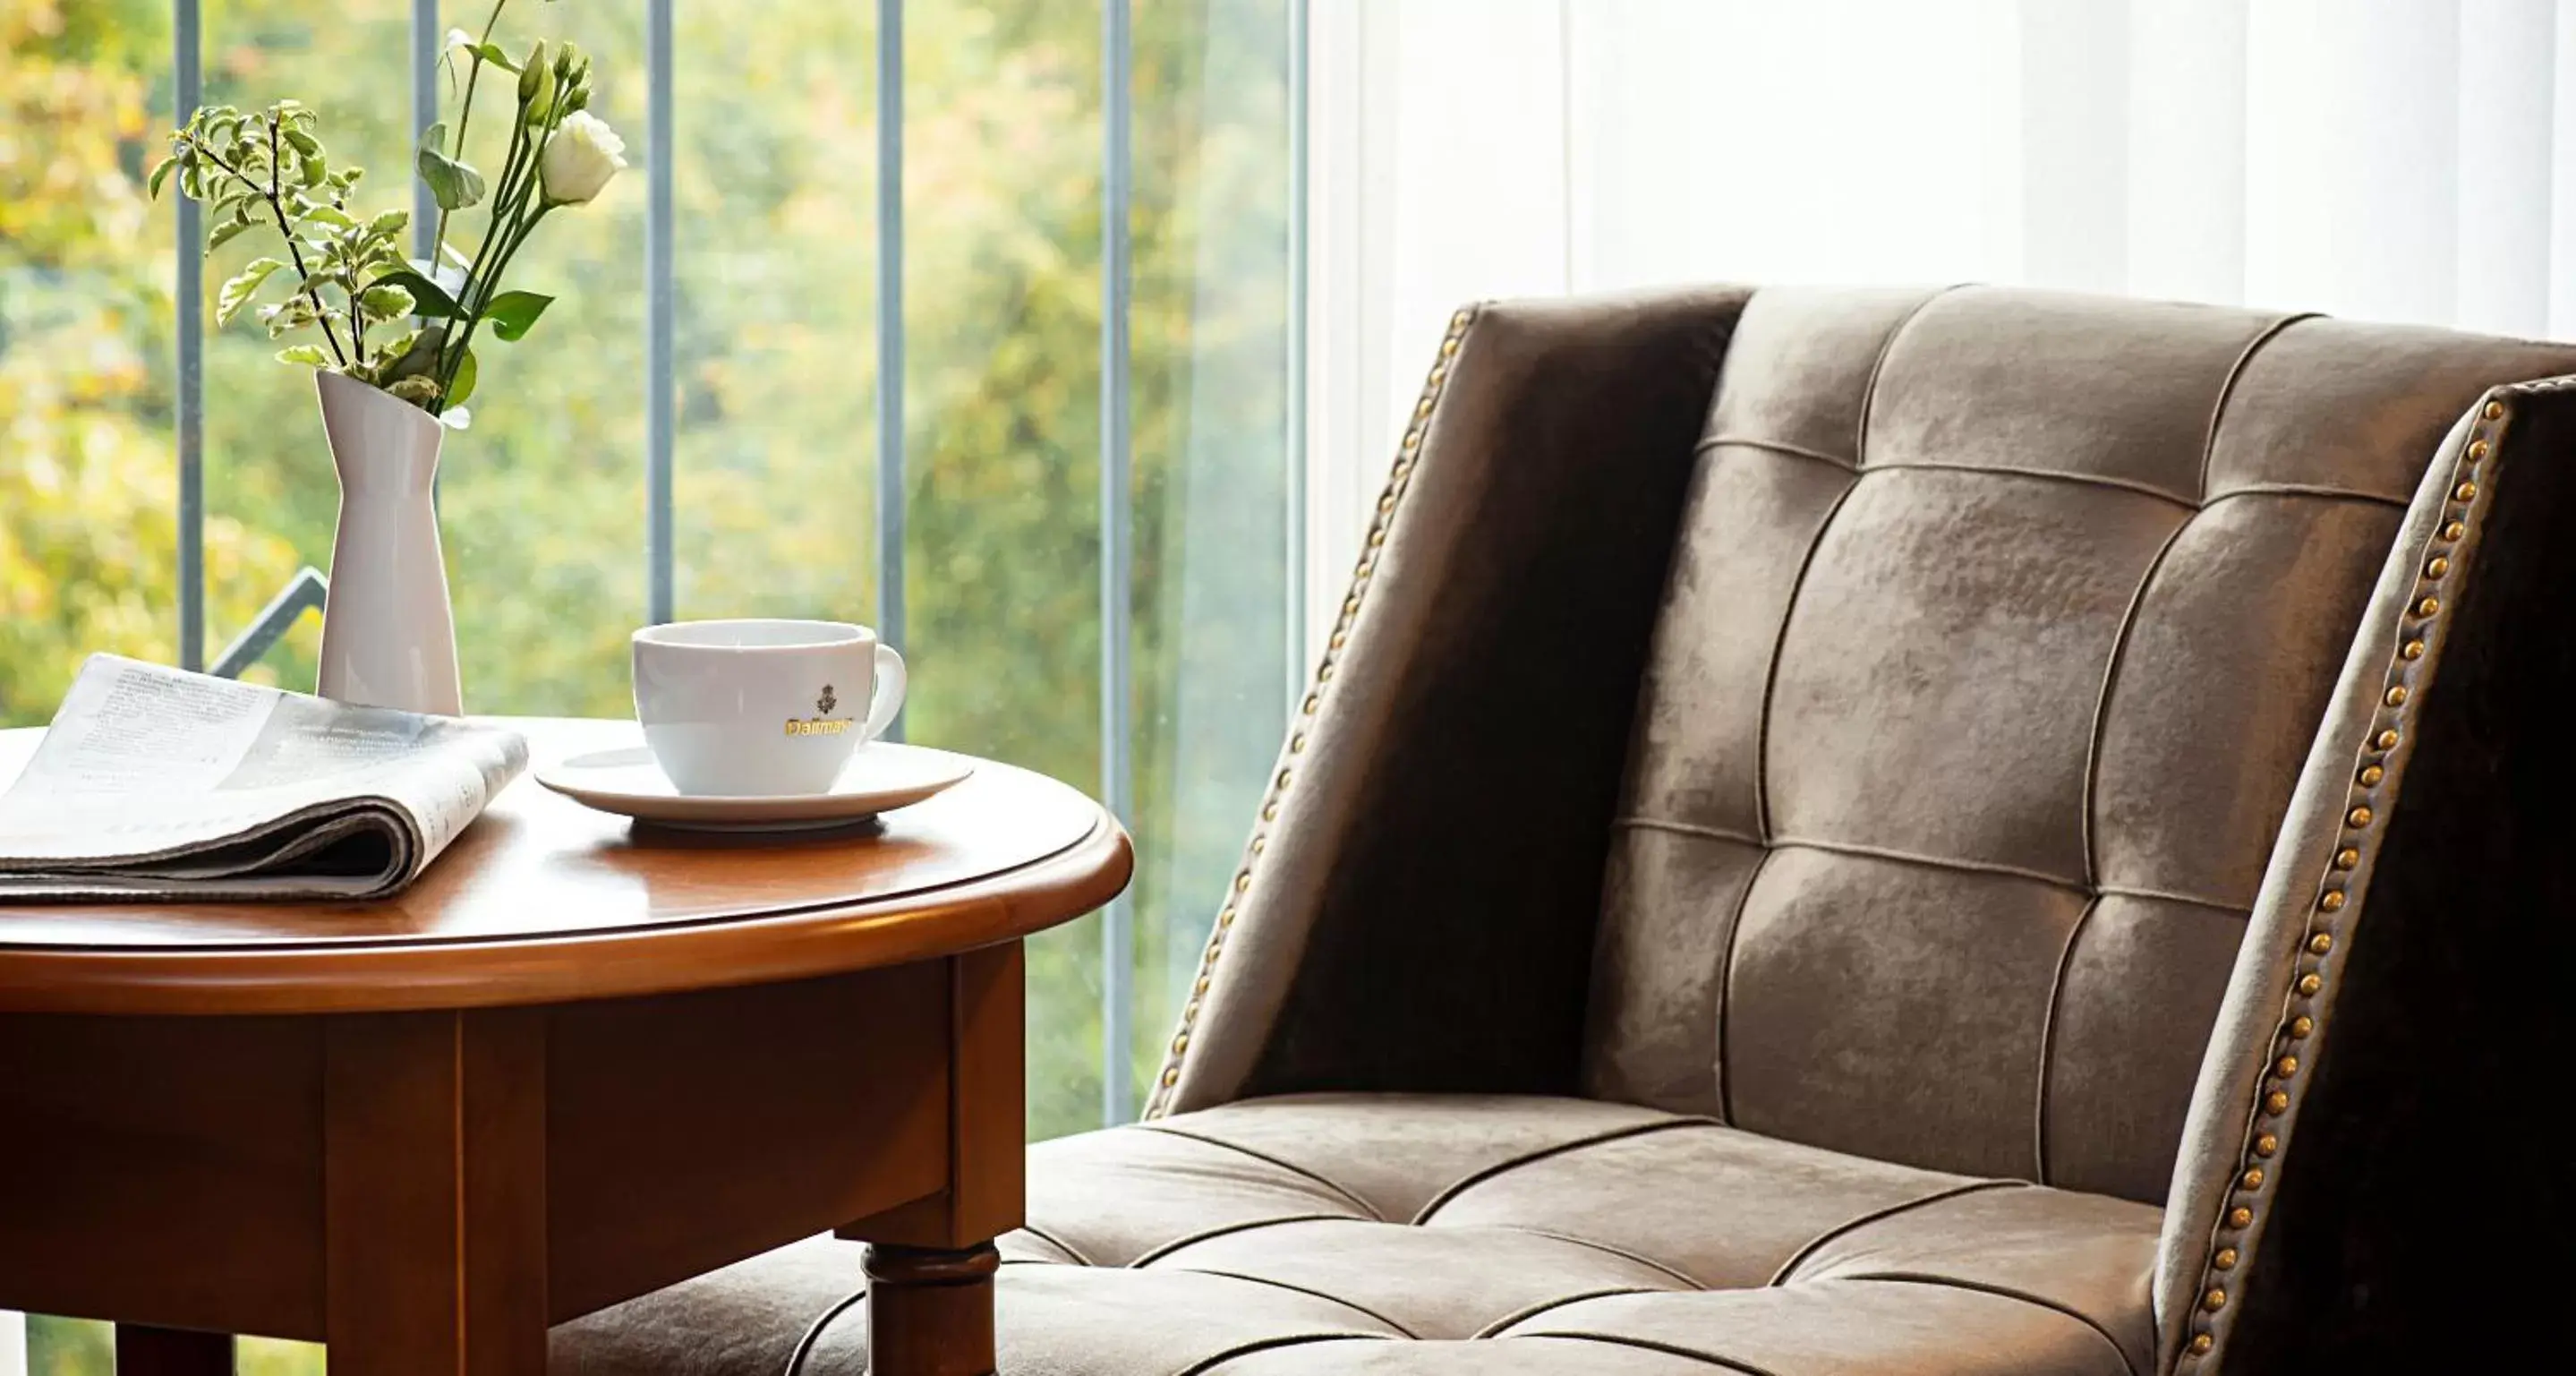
[[551, 1094, 2160, 1375]]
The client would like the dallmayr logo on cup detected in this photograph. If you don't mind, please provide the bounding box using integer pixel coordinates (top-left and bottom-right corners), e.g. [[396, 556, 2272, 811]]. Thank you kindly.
[[633, 621, 907, 796], [786, 685, 851, 737]]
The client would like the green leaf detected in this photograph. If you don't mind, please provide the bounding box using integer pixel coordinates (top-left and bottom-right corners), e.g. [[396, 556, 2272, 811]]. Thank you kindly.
[[300, 203, 358, 230], [447, 346, 479, 408], [416, 141, 486, 212], [481, 290, 553, 342], [215, 257, 287, 326], [369, 268, 465, 319], [445, 30, 520, 73], [358, 285, 416, 320], [421, 120, 448, 157], [148, 155, 178, 200], [275, 344, 333, 367], [206, 217, 257, 252], [281, 127, 320, 158], [368, 209, 410, 239]]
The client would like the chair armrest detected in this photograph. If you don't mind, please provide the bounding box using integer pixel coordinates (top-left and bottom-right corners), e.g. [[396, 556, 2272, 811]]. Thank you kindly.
[[1147, 288, 1753, 1117], [2156, 376, 2576, 1371]]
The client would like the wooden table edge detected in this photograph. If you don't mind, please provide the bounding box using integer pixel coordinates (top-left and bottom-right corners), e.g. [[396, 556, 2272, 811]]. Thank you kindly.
[[0, 815, 1132, 1016]]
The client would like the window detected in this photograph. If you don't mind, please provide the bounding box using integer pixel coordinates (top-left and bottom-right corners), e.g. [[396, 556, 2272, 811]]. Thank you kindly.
[[2, 0, 1300, 1364]]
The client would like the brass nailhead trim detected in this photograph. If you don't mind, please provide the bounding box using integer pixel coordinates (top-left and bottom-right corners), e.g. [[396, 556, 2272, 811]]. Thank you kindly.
[[1145, 306, 1482, 1117], [2189, 394, 2510, 1363]]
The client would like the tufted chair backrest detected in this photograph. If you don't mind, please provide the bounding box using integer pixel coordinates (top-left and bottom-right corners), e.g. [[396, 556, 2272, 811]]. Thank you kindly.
[[1579, 286, 2574, 1203]]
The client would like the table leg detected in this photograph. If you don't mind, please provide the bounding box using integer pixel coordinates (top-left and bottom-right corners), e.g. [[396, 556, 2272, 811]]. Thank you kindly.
[[841, 944, 1025, 1376], [114, 1326, 233, 1376], [322, 1008, 549, 1375], [865, 1243, 998, 1376]]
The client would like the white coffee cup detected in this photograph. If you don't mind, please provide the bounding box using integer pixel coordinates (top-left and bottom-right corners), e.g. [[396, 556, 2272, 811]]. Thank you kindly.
[[631, 619, 908, 796]]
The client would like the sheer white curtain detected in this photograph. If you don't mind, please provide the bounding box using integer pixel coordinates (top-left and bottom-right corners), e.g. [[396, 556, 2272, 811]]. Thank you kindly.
[[1303, 0, 2576, 647]]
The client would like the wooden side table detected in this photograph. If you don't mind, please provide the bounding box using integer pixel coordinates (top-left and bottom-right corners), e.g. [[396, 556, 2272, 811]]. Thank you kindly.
[[0, 719, 1131, 1376]]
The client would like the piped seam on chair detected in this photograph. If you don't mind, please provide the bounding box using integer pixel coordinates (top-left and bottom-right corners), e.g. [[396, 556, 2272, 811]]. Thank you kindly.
[[1130, 1212, 1362, 1269], [1152, 1266, 1420, 1339], [1611, 816, 1764, 848], [1830, 1271, 2143, 1376], [1512, 1330, 1784, 1376], [2033, 897, 2104, 1185], [1762, 1177, 2026, 1286], [1854, 286, 1958, 467], [1710, 847, 1778, 1126], [1693, 433, 1857, 472], [2205, 481, 2407, 511], [1172, 1332, 1399, 1376], [1476, 1286, 1675, 1339], [2093, 884, 2247, 915], [1766, 834, 2078, 891], [2079, 508, 2198, 888], [1138, 1123, 1388, 1220], [1016, 1221, 1100, 1268], [1409, 1116, 1718, 1226], [1864, 460, 2196, 510], [1474, 1222, 1707, 1290], [2195, 312, 2320, 501], [1749, 483, 1862, 841]]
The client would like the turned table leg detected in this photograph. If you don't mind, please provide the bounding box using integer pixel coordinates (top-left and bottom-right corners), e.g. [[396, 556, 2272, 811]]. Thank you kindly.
[[114, 1326, 234, 1376], [866, 1243, 999, 1376]]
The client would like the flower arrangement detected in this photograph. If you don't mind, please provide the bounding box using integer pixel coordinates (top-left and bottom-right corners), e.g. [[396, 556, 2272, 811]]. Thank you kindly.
[[151, 0, 624, 430]]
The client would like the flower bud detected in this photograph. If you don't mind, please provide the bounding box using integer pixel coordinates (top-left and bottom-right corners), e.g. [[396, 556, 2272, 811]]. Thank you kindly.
[[517, 42, 548, 101]]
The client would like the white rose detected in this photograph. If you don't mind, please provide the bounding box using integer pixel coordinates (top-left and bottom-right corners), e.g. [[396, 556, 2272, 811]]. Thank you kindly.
[[540, 112, 627, 207]]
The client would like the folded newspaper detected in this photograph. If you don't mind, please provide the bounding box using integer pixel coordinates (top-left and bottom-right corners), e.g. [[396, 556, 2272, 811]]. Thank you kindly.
[[0, 655, 528, 902]]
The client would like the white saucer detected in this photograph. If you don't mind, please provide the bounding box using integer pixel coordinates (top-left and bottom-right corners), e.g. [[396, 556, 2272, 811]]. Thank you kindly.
[[535, 743, 975, 833]]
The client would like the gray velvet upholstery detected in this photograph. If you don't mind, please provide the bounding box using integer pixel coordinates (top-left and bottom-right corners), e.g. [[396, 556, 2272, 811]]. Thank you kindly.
[[552, 286, 2576, 1374]]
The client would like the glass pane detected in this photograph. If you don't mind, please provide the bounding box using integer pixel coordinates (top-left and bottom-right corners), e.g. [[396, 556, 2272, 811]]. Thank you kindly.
[[669, 2, 879, 626], [194, 0, 421, 696], [0, 0, 203, 726], [1122, 0, 1295, 1115], [430, 0, 648, 717], [900, 1, 1108, 1142]]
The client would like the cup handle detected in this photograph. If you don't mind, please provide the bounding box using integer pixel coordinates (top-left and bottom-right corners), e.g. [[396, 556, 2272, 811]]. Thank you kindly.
[[863, 644, 908, 741]]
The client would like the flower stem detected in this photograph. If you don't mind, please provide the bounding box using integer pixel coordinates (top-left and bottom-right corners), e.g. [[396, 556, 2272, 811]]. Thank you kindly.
[[427, 0, 514, 267]]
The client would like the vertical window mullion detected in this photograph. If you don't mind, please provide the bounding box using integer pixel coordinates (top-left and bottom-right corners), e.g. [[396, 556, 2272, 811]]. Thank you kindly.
[[1284, 0, 1309, 706], [645, 0, 676, 625], [1099, 0, 1136, 1127], [875, 0, 907, 738], [410, 0, 438, 265], [175, 0, 205, 671]]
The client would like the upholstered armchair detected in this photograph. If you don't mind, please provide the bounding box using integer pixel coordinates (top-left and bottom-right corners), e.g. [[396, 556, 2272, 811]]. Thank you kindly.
[[558, 286, 2576, 1373]]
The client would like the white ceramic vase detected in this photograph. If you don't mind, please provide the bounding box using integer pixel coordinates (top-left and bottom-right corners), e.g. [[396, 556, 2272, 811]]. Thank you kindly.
[[313, 369, 463, 715]]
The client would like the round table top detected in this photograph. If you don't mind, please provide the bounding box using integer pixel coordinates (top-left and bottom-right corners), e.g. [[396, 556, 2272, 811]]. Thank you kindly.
[[0, 718, 1130, 1016]]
